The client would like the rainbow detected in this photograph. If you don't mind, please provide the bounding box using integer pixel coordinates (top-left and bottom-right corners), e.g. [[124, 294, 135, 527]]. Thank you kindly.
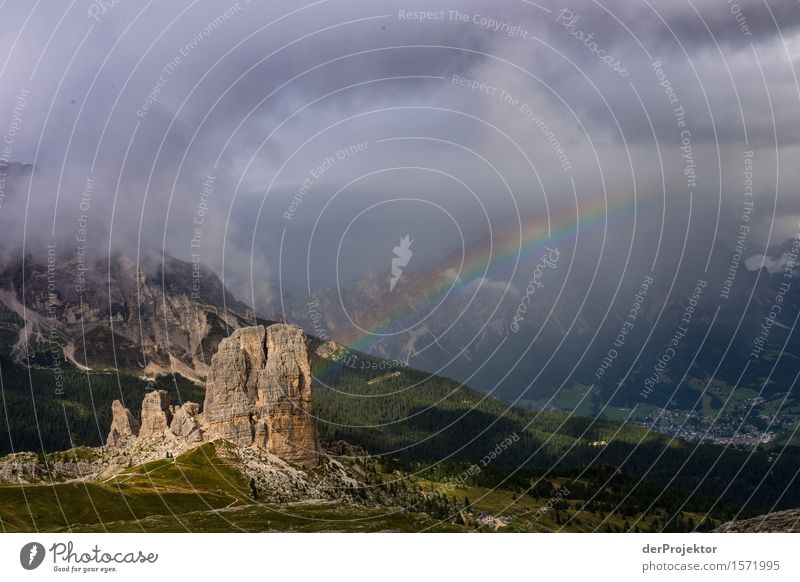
[[313, 192, 640, 380]]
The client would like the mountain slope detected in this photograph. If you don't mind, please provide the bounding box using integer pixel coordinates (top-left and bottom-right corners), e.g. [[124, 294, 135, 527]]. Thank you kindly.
[[1, 248, 798, 531], [0, 251, 254, 380], [267, 236, 800, 446]]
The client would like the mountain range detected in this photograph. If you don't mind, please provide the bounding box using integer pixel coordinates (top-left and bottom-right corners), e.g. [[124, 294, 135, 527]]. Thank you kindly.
[[2, 235, 799, 447], [0, 246, 799, 531], [243, 234, 800, 447]]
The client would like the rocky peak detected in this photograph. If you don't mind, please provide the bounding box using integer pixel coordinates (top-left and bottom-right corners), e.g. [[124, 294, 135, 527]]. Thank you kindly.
[[138, 390, 173, 440], [203, 326, 261, 447], [106, 323, 321, 468], [204, 323, 321, 467], [170, 402, 203, 443], [106, 390, 203, 452], [106, 400, 140, 448], [0, 249, 252, 374]]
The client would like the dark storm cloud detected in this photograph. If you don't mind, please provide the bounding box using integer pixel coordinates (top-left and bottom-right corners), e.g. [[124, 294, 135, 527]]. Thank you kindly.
[[0, 0, 798, 300], [634, 0, 800, 50], [547, 0, 800, 53]]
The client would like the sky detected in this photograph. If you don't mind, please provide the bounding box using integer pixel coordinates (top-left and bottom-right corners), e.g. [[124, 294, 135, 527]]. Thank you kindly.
[[0, 0, 799, 308]]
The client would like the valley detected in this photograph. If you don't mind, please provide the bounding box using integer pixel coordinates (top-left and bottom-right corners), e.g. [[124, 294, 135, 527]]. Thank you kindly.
[[0, 251, 797, 533]]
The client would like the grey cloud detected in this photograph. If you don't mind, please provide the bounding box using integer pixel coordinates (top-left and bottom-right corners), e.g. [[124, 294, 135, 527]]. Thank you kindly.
[[0, 0, 797, 300]]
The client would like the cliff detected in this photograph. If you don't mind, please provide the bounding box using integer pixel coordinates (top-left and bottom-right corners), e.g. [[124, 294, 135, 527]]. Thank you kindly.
[[204, 324, 320, 467], [106, 323, 321, 468]]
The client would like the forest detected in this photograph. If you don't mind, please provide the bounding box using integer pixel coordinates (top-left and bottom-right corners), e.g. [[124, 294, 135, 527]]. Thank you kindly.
[[1, 348, 799, 517]]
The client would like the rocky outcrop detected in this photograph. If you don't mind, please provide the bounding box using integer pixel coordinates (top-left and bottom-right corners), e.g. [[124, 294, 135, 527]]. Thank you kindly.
[[107, 400, 140, 448], [138, 390, 173, 440], [716, 509, 800, 533], [0, 251, 252, 375], [314, 339, 347, 360], [203, 326, 263, 447], [204, 324, 321, 467], [107, 391, 204, 451], [257, 324, 318, 465], [105, 323, 321, 468], [170, 402, 203, 443], [0, 450, 105, 484]]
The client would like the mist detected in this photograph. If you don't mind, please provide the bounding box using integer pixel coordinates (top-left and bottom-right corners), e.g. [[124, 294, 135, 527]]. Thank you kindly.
[[0, 0, 798, 314]]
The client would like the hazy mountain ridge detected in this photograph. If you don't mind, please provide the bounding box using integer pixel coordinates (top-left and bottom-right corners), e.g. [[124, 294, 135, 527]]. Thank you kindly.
[[260, 236, 800, 447], [1, 273, 799, 531], [1, 236, 798, 450], [0, 250, 254, 381]]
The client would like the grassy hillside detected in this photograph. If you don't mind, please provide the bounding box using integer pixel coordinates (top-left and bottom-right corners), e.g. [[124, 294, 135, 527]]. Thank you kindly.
[[1, 345, 799, 519], [0, 443, 246, 532], [0, 442, 725, 533], [311, 349, 800, 512], [0, 442, 467, 533]]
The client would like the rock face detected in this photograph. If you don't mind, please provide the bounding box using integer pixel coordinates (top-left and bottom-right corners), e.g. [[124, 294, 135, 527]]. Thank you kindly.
[[203, 326, 263, 447], [204, 324, 321, 467], [258, 324, 318, 464], [138, 390, 173, 440], [170, 402, 203, 443], [0, 451, 104, 484], [0, 251, 253, 377], [716, 509, 800, 533], [107, 400, 140, 448], [105, 323, 321, 468], [107, 392, 202, 449]]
